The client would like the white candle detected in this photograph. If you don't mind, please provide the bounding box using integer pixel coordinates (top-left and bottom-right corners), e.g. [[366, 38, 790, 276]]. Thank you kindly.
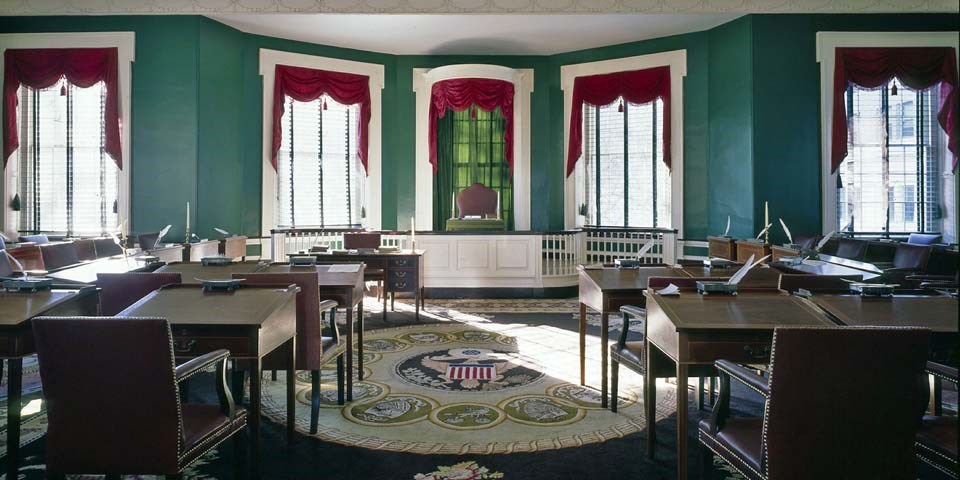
[[452, 192, 456, 218], [410, 217, 416, 240], [186, 201, 190, 234], [764, 201, 769, 231]]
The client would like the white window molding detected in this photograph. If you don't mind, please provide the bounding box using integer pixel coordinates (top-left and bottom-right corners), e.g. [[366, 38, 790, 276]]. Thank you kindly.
[[412, 64, 534, 231], [816, 31, 959, 236], [259, 48, 385, 234], [560, 50, 686, 238], [0, 32, 135, 238]]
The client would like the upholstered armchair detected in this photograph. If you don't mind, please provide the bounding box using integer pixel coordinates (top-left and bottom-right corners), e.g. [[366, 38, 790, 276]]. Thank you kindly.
[[908, 233, 942, 245], [456, 183, 499, 219], [699, 327, 930, 480], [93, 237, 124, 257], [96, 272, 183, 315], [918, 361, 958, 478], [39, 242, 80, 271], [32, 317, 247, 479], [138, 232, 162, 251], [792, 234, 819, 251], [834, 238, 868, 260], [18, 233, 49, 244], [883, 243, 933, 286], [233, 272, 347, 434]]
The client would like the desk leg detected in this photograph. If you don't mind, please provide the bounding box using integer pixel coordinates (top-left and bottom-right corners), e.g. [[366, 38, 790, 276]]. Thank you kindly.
[[579, 302, 586, 386], [286, 337, 296, 446], [645, 342, 657, 459], [676, 363, 689, 480], [415, 288, 421, 321], [600, 312, 609, 409], [382, 287, 388, 322], [250, 358, 262, 479], [346, 307, 355, 401], [357, 302, 365, 381], [6, 358, 22, 480]]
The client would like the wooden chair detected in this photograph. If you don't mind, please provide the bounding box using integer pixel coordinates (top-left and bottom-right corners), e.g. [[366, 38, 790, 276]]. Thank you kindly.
[[699, 327, 930, 480], [344, 232, 386, 301], [456, 182, 499, 219], [232, 272, 347, 434], [777, 273, 862, 294], [32, 317, 247, 479], [918, 361, 958, 478], [96, 272, 183, 315], [74, 239, 98, 261], [39, 242, 80, 271], [93, 237, 124, 257]]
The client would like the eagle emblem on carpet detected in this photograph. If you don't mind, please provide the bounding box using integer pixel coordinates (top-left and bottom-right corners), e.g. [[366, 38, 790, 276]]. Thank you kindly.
[[397, 347, 544, 392]]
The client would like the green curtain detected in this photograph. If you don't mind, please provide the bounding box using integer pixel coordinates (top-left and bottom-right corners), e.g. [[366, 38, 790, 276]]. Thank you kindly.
[[433, 106, 514, 230]]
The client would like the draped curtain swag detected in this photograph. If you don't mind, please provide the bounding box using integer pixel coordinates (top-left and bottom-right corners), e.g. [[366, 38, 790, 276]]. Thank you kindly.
[[3, 48, 121, 168], [271, 64, 372, 174], [832, 47, 958, 173], [429, 78, 514, 174], [566, 65, 671, 177]]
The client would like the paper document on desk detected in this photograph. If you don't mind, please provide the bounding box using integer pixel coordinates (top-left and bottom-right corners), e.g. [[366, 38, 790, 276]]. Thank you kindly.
[[657, 284, 681, 296], [328, 264, 361, 273]]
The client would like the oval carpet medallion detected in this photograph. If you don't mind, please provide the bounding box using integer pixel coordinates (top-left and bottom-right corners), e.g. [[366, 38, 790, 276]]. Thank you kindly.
[[260, 322, 677, 455]]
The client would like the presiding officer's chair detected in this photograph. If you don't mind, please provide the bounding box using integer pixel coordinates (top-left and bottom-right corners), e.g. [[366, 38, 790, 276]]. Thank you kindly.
[[699, 327, 930, 480], [32, 317, 247, 479]]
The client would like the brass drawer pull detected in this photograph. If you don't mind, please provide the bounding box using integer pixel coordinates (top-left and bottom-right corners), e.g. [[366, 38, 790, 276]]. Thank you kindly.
[[395, 271, 407, 278], [395, 280, 407, 289], [743, 345, 770, 359], [394, 259, 408, 266], [174, 339, 197, 354]]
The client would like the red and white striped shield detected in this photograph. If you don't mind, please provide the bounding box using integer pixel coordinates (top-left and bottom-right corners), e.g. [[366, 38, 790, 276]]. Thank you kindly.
[[446, 363, 494, 380]]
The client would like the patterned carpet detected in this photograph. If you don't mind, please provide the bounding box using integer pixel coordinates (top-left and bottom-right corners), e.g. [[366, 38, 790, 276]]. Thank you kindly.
[[0, 297, 951, 479]]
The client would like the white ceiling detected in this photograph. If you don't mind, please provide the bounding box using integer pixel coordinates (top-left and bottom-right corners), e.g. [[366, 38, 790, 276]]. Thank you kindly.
[[208, 13, 743, 55]]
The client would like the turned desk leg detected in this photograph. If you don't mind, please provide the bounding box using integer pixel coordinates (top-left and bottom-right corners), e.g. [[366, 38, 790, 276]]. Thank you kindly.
[[579, 302, 586, 386]]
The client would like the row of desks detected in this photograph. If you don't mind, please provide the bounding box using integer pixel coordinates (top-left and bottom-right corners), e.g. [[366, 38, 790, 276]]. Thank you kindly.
[[579, 263, 958, 480]]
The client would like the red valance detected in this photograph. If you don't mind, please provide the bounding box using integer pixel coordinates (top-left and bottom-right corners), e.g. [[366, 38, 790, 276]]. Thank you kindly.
[[272, 64, 372, 174], [429, 78, 514, 173], [566, 66, 671, 177], [832, 47, 958, 173], [4, 48, 121, 169]]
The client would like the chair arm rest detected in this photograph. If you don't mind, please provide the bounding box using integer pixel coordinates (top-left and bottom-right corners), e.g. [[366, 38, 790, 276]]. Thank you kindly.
[[716, 359, 769, 397], [319, 299, 339, 311], [176, 349, 231, 384], [617, 305, 646, 348], [926, 361, 958, 384]]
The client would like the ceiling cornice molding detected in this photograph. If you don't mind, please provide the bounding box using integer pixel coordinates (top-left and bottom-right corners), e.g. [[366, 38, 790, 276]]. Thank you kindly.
[[1, 0, 957, 15]]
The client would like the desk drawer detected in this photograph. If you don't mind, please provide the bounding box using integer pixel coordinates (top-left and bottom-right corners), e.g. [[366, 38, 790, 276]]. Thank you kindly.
[[387, 276, 419, 292], [685, 333, 773, 364], [388, 257, 416, 268]]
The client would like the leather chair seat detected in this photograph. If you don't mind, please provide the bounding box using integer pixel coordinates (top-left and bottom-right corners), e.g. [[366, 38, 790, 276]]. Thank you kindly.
[[180, 404, 247, 468], [917, 415, 958, 460], [698, 417, 764, 479]]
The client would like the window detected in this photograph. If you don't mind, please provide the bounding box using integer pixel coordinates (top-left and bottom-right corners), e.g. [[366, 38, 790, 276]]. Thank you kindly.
[[432, 107, 513, 230], [581, 98, 670, 228], [837, 79, 943, 234], [16, 81, 119, 236], [276, 95, 364, 228]]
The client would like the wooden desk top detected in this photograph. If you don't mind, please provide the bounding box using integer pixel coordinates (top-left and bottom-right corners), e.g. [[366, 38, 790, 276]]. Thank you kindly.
[[647, 291, 835, 331], [0, 288, 92, 326], [809, 295, 959, 333], [578, 266, 688, 292], [773, 258, 880, 280], [155, 261, 267, 284], [118, 284, 298, 326], [817, 254, 884, 275], [45, 256, 153, 285], [256, 264, 365, 288]]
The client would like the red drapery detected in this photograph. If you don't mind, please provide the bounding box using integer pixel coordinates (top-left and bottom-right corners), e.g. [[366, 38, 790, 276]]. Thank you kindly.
[[272, 64, 372, 174], [566, 66, 671, 177], [832, 47, 959, 173], [429, 78, 514, 173], [3, 48, 121, 169]]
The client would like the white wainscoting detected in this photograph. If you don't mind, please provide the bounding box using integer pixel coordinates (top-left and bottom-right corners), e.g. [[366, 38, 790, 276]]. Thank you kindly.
[[418, 234, 542, 288]]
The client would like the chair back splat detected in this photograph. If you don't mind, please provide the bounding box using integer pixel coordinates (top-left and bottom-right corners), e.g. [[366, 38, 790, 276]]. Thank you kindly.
[[763, 327, 930, 479], [32, 317, 182, 474]]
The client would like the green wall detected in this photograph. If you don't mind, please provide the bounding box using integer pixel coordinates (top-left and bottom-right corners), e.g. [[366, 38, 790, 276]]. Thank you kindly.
[[2, 13, 956, 242]]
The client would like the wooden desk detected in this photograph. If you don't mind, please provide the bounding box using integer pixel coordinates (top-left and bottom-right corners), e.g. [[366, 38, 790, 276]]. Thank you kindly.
[[679, 265, 784, 289], [772, 258, 880, 281], [707, 236, 737, 260], [45, 255, 155, 285], [220, 236, 248, 260], [735, 240, 771, 263], [146, 244, 185, 264], [770, 244, 801, 261], [117, 284, 298, 476], [577, 265, 688, 408], [255, 264, 367, 400], [182, 239, 221, 261], [295, 250, 425, 321], [0, 287, 99, 479], [155, 261, 266, 283], [643, 290, 835, 480]]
